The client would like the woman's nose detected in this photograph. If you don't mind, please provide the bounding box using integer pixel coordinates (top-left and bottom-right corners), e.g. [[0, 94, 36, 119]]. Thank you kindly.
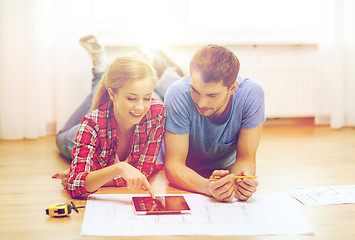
[[134, 100, 145, 111]]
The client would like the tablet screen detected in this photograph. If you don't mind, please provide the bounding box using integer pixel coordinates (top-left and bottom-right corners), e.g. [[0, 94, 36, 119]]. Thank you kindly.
[[132, 196, 191, 215]]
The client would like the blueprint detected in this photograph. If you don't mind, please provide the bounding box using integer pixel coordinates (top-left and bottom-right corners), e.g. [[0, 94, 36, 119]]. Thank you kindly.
[[286, 185, 355, 205], [81, 193, 314, 236]]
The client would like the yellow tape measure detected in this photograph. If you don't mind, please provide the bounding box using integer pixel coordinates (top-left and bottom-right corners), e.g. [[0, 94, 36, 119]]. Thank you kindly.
[[45, 201, 84, 217]]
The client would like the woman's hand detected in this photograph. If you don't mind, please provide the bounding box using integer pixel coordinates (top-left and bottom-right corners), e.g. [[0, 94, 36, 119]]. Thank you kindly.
[[208, 170, 236, 202], [57, 168, 70, 189], [117, 162, 155, 198]]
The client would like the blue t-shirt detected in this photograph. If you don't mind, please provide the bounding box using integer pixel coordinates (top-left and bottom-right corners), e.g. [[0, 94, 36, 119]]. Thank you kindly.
[[164, 75, 265, 171]]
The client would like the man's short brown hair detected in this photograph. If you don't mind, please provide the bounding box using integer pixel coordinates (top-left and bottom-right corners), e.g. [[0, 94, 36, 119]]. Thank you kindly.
[[189, 44, 240, 88]]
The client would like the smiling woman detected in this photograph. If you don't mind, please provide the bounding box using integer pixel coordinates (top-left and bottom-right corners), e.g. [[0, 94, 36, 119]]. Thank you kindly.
[[66, 55, 165, 199], [54, 36, 166, 199]]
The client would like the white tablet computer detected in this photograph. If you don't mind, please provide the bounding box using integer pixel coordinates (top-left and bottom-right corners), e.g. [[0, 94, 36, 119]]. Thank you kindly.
[[132, 195, 191, 215]]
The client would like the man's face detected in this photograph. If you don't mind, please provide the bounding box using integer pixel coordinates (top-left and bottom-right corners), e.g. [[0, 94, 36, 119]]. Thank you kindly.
[[190, 71, 235, 118]]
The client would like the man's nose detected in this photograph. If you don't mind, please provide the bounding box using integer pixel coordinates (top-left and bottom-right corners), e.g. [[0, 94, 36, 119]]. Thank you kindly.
[[196, 96, 208, 108]]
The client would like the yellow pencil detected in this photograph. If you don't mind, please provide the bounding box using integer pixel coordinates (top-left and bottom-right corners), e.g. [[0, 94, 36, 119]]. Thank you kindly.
[[209, 175, 257, 180]]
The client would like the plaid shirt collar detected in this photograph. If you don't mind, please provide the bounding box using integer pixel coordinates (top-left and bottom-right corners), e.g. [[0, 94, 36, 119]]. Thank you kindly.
[[105, 101, 142, 155]]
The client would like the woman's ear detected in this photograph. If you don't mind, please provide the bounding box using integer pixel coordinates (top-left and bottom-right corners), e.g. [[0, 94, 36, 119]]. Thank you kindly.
[[107, 88, 116, 102], [228, 81, 238, 95]]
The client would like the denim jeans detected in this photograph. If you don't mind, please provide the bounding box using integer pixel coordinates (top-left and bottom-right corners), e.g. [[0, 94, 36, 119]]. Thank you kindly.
[[56, 69, 103, 160]]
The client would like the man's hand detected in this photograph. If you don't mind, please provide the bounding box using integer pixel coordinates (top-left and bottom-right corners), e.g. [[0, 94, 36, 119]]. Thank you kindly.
[[208, 170, 236, 202], [235, 169, 258, 201]]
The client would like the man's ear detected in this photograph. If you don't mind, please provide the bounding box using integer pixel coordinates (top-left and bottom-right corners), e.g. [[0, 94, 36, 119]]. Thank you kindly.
[[107, 88, 116, 102], [228, 81, 238, 95]]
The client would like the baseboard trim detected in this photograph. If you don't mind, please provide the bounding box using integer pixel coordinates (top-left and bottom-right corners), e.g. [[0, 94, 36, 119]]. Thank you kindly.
[[264, 117, 316, 127]]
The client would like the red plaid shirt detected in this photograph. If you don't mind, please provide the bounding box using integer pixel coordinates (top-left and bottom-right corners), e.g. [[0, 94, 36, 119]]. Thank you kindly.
[[67, 99, 165, 199]]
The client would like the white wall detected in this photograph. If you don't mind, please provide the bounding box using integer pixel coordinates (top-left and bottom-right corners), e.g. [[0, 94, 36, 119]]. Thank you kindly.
[[107, 44, 319, 119], [1, 0, 354, 139]]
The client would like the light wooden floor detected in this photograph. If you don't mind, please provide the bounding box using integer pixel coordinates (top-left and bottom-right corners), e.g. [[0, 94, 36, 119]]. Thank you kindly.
[[259, 120, 355, 190], [0, 121, 354, 240]]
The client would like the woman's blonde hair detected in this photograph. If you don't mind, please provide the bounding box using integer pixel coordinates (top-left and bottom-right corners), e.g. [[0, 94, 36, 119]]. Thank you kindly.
[[91, 55, 156, 111]]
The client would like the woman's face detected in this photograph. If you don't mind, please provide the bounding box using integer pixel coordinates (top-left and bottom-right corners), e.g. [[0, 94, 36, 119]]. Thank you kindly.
[[109, 76, 154, 129]]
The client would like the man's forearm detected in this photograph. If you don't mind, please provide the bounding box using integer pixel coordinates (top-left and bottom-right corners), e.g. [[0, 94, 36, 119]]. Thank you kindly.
[[229, 156, 256, 176], [165, 161, 211, 196]]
